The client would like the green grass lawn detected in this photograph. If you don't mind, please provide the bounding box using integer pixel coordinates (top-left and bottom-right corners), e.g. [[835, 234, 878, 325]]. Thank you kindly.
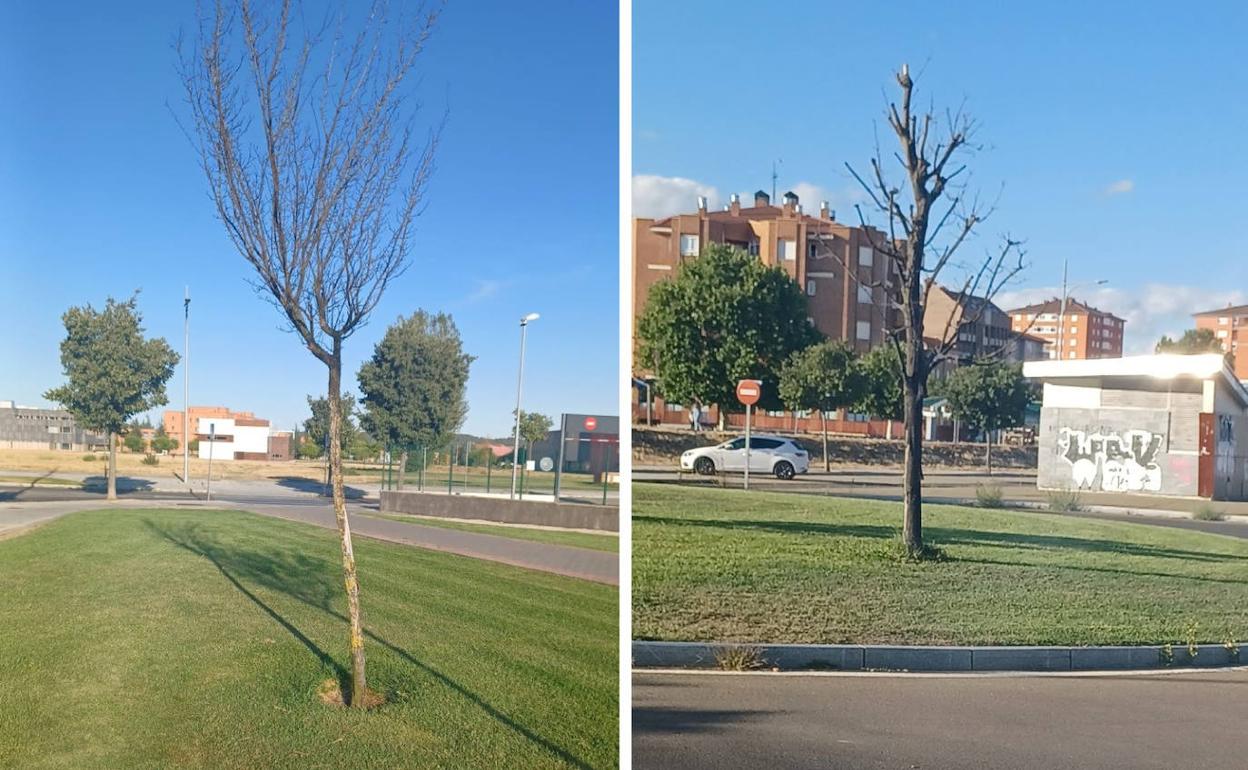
[[0, 508, 617, 769], [363, 512, 619, 552], [633, 483, 1248, 647]]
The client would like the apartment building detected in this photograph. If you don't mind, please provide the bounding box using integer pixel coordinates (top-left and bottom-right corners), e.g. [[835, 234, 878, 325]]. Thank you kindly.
[[0, 400, 107, 451], [1193, 302, 1248, 381], [919, 287, 1048, 382], [633, 190, 897, 354], [1006, 297, 1125, 360]]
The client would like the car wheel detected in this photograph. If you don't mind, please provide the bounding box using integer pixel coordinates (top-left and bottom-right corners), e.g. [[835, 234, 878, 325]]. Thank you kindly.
[[774, 461, 795, 480], [694, 457, 716, 476]]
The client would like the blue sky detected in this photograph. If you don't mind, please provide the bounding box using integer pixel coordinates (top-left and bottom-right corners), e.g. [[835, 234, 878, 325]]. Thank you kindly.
[[633, 0, 1248, 352], [0, 0, 618, 437]]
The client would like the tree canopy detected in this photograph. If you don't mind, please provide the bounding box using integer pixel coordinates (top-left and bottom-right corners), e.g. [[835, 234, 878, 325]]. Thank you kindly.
[[304, 395, 359, 450], [44, 296, 179, 438], [518, 411, 553, 446], [636, 244, 820, 412], [778, 341, 866, 416], [1156, 328, 1227, 359], [941, 361, 1031, 437], [357, 311, 474, 453], [854, 344, 905, 421]]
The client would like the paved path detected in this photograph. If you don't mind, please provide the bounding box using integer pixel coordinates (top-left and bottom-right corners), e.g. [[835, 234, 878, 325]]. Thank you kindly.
[[0, 496, 618, 585], [230, 500, 618, 585], [633, 669, 1248, 769]]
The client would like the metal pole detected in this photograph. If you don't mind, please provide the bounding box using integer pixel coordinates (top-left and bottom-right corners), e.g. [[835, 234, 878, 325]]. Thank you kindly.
[[554, 413, 567, 499], [602, 440, 611, 505], [486, 456, 492, 494], [447, 445, 454, 494], [420, 446, 426, 491], [744, 404, 752, 490], [183, 287, 190, 488], [510, 318, 532, 499]]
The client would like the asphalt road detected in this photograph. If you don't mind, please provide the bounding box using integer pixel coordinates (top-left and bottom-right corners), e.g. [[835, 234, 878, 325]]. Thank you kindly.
[[633, 669, 1248, 769], [0, 478, 618, 584], [634, 465, 1248, 522]]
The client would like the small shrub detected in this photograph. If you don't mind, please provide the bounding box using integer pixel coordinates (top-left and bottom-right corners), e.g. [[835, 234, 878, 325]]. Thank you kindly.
[[1159, 643, 1174, 666], [975, 483, 1004, 509], [141, 453, 159, 466], [714, 645, 765, 671], [1185, 621, 1200, 659], [1192, 505, 1224, 522], [81, 454, 97, 462], [1046, 488, 1082, 512]]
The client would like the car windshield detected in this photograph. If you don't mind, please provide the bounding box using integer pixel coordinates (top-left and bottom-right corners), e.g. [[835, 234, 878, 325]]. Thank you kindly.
[[722, 438, 745, 450]]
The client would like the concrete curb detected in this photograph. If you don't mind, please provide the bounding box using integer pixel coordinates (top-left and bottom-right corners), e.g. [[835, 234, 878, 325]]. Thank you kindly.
[[633, 641, 1243, 672]]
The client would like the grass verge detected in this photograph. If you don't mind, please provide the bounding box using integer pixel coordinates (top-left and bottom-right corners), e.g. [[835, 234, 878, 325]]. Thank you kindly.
[[363, 512, 618, 552], [0, 508, 617, 769], [632, 483, 1248, 646]]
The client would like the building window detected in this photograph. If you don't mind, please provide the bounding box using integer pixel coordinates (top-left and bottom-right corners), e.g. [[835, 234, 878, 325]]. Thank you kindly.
[[1217, 330, 1229, 338], [807, 241, 818, 259], [856, 321, 871, 341], [806, 279, 816, 296], [858, 247, 873, 267], [857, 285, 871, 303], [778, 239, 796, 261], [748, 240, 759, 256], [679, 234, 699, 256], [1219, 317, 1230, 324]]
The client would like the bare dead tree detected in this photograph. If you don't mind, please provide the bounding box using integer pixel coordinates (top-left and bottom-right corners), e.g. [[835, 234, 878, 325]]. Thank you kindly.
[[179, 0, 440, 706], [844, 65, 1026, 555]]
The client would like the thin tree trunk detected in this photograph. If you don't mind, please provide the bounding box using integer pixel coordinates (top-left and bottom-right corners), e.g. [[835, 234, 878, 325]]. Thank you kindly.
[[821, 411, 830, 473], [327, 352, 367, 706], [902, 377, 924, 553], [397, 450, 408, 491], [107, 431, 117, 500], [986, 430, 993, 476]]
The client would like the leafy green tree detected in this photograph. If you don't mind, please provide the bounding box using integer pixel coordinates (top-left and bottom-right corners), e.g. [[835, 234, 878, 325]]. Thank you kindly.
[[357, 311, 474, 489], [518, 411, 553, 462], [1156, 328, 1221, 354], [304, 395, 359, 460], [151, 426, 178, 454], [855, 344, 905, 425], [123, 430, 146, 454], [779, 341, 867, 471], [44, 295, 179, 499], [636, 244, 820, 422], [296, 441, 324, 460], [941, 361, 1032, 473]]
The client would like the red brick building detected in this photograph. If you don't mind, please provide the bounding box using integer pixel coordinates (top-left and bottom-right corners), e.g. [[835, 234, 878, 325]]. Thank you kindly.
[[1006, 297, 1125, 360], [1194, 302, 1248, 380]]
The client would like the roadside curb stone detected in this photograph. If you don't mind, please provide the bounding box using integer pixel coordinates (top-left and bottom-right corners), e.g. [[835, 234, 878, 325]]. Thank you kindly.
[[633, 641, 1244, 672]]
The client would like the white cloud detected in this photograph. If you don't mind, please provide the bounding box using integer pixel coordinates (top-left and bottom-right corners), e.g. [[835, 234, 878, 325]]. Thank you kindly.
[[787, 181, 866, 218], [995, 284, 1245, 355], [1103, 179, 1134, 196], [632, 175, 720, 219], [467, 279, 502, 303]]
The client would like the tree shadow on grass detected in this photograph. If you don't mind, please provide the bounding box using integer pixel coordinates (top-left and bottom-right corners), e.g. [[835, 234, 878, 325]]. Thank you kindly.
[[143, 518, 596, 770], [634, 515, 1246, 564]]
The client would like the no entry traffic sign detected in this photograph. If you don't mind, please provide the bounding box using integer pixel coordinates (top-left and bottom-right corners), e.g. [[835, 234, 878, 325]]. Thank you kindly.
[[736, 379, 762, 406], [584, 416, 598, 431]]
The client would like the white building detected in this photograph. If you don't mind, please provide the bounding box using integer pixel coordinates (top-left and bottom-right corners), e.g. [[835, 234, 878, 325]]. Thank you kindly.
[[196, 416, 272, 461]]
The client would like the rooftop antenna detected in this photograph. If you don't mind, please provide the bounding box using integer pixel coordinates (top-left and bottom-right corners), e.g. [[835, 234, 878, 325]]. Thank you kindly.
[[771, 158, 783, 202]]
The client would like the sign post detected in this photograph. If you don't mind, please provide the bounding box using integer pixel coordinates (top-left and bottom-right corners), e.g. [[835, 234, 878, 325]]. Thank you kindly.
[[736, 380, 762, 490], [206, 422, 215, 502]]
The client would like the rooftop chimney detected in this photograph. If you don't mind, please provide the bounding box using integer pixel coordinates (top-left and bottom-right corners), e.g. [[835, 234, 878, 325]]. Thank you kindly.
[[730, 193, 741, 216], [782, 190, 798, 216], [819, 200, 831, 220], [754, 190, 770, 207], [696, 195, 707, 212]]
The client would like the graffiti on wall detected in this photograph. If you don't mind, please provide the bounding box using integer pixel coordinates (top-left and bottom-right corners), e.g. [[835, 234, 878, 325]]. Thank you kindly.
[[1057, 427, 1164, 492], [1216, 415, 1236, 485]]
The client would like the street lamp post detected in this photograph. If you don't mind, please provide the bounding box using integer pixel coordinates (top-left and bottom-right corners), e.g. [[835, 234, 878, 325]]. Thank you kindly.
[[1055, 259, 1108, 360], [183, 287, 190, 489], [510, 312, 539, 499]]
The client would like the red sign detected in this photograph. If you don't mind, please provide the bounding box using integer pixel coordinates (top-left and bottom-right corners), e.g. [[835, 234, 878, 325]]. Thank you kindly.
[[584, 416, 598, 431], [736, 379, 762, 406]]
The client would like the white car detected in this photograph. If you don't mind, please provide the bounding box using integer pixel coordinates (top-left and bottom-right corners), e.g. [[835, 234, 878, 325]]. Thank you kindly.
[[680, 434, 810, 480]]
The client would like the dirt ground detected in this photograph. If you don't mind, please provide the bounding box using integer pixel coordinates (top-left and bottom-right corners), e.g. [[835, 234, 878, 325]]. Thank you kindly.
[[0, 448, 336, 481]]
